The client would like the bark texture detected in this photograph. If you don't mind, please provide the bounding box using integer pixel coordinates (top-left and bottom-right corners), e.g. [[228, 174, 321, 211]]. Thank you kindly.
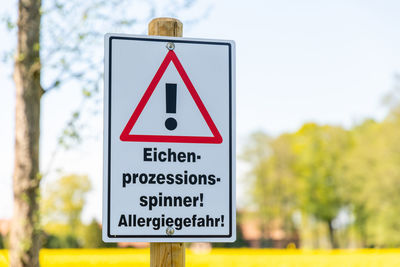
[[10, 0, 42, 266]]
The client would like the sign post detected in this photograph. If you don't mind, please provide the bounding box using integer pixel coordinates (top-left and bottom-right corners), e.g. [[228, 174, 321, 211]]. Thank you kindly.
[[103, 16, 235, 267], [148, 18, 185, 267]]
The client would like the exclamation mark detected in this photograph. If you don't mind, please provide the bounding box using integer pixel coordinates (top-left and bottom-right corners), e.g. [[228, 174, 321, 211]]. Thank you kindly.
[[221, 215, 224, 227], [165, 83, 177, 131], [199, 193, 203, 207]]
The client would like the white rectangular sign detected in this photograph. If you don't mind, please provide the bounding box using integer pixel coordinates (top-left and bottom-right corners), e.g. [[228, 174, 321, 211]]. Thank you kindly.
[[103, 33, 236, 242]]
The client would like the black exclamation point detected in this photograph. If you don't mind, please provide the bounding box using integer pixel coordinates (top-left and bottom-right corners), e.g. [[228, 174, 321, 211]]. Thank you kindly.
[[165, 83, 177, 131]]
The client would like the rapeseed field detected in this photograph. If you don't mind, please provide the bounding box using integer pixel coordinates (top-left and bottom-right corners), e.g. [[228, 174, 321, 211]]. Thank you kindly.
[[1, 248, 400, 266]]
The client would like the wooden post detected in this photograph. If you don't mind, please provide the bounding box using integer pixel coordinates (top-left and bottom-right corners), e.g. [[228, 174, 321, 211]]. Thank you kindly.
[[148, 17, 185, 267], [148, 17, 183, 37], [150, 243, 185, 267]]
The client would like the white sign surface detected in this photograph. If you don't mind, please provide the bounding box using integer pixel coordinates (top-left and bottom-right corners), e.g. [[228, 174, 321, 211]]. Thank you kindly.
[[103, 33, 235, 242]]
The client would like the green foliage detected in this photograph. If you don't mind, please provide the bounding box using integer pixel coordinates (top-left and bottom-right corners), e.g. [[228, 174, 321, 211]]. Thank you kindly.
[[64, 235, 81, 248], [42, 233, 62, 248], [243, 114, 400, 248], [343, 115, 400, 247], [42, 219, 117, 248], [42, 233, 81, 248], [291, 123, 350, 245], [41, 174, 92, 234], [41, 175, 91, 248], [0, 234, 4, 249], [81, 219, 116, 248], [242, 132, 298, 237]]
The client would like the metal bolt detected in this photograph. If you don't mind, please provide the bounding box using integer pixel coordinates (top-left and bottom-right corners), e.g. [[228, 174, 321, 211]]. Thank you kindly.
[[166, 227, 175, 235], [166, 42, 175, 50]]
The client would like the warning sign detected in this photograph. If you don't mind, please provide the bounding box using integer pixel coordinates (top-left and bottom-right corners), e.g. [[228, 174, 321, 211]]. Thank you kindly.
[[103, 34, 236, 242], [120, 49, 222, 144]]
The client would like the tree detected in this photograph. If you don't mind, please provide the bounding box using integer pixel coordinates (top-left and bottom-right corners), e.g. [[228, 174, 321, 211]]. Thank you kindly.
[[242, 132, 298, 245], [344, 115, 400, 247], [10, 0, 42, 266], [242, 132, 273, 244], [41, 174, 91, 234], [7, 0, 202, 265], [292, 123, 351, 248], [342, 119, 378, 246]]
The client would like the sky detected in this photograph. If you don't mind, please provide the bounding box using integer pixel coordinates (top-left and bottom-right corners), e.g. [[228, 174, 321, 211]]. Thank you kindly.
[[1, 0, 400, 222]]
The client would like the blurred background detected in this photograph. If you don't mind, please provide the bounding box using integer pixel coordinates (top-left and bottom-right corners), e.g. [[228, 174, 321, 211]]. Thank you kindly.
[[1, 0, 400, 253]]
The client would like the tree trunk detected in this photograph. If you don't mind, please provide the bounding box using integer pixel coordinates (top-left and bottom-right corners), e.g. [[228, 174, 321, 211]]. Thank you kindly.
[[328, 220, 338, 249], [10, 0, 42, 266]]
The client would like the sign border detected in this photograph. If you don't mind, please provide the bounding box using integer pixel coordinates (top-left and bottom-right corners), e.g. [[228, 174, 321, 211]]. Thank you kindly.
[[105, 34, 235, 240]]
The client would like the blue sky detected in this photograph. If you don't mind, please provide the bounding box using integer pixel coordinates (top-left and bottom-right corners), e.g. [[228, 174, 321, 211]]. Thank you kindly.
[[1, 0, 400, 221]]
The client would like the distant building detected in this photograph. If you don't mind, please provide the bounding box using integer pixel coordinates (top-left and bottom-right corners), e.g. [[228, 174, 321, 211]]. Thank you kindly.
[[239, 211, 299, 248], [0, 219, 11, 236], [117, 242, 149, 248]]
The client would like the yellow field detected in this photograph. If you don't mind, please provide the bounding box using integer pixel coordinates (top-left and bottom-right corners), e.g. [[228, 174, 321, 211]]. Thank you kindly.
[[1, 248, 400, 267]]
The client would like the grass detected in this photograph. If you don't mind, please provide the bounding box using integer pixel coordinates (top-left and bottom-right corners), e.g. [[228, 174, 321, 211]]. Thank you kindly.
[[1, 248, 400, 266]]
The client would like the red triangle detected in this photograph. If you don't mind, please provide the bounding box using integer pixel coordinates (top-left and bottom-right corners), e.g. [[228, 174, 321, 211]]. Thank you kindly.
[[120, 50, 223, 144]]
